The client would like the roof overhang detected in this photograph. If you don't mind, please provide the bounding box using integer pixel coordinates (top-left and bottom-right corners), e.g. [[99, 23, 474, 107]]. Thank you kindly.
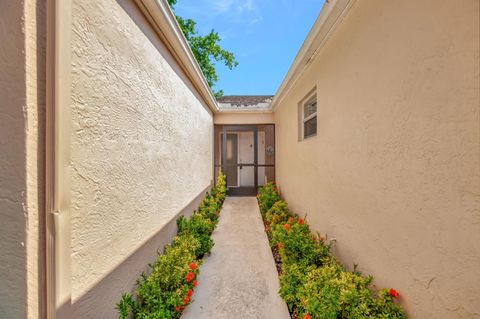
[[134, 0, 219, 113], [270, 0, 356, 111]]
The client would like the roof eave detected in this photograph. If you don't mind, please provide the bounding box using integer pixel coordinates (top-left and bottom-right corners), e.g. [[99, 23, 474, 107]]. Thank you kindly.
[[270, 0, 356, 111], [134, 0, 219, 113], [217, 108, 274, 114]]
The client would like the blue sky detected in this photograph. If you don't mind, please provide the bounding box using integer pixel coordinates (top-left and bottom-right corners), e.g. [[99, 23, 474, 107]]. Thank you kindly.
[[173, 0, 325, 95]]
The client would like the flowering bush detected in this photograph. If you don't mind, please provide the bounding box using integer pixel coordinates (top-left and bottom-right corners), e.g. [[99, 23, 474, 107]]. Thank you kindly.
[[117, 172, 227, 319], [177, 213, 215, 258], [257, 183, 406, 319], [265, 200, 291, 226], [257, 182, 280, 216]]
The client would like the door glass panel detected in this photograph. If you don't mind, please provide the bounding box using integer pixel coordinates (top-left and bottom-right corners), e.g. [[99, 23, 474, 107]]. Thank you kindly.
[[239, 166, 254, 187], [221, 133, 238, 187]]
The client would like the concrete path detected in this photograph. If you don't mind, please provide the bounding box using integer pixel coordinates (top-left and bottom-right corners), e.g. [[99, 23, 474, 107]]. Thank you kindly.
[[182, 197, 290, 319]]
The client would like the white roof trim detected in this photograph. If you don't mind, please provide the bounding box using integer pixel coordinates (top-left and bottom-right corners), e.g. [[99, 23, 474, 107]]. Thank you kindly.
[[134, 0, 219, 112], [270, 0, 355, 111]]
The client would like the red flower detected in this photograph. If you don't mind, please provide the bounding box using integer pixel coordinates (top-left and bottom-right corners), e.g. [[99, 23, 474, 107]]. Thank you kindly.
[[277, 243, 283, 249], [175, 305, 183, 312], [183, 295, 190, 305], [187, 289, 193, 297], [298, 218, 304, 225], [389, 288, 400, 299], [186, 272, 195, 282], [283, 223, 291, 232], [189, 262, 197, 270], [303, 314, 311, 319], [193, 280, 198, 287]]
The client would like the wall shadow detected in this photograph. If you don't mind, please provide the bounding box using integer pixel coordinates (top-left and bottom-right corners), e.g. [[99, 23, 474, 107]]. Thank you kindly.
[[0, 1, 28, 318], [71, 185, 210, 318], [35, 1, 47, 317]]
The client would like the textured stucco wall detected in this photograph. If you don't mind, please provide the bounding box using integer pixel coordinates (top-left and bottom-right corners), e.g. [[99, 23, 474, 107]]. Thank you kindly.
[[70, 0, 213, 317], [0, 1, 46, 318], [274, 1, 480, 318]]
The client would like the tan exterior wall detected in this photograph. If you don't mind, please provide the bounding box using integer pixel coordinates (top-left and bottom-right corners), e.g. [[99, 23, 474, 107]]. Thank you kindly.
[[274, 1, 480, 318], [0, 1, 46, 318], [214, 112, 274, 124], [69, 0, 213, 317]]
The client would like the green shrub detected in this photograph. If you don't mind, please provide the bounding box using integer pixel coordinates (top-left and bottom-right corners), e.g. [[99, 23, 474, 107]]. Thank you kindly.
[[117, 172, 226, 319], [198, 194, 221, 224], [265, 200, 292, 226], [272, 220, 330, 267], [256, 182, 407, 319], [177, 214, 215, 258], [117, 234, 200, 319], [214, 170, 227, 203], [279, 261, 315, 310], [257, 182, 280, 216], [297, 266, 406, 319]]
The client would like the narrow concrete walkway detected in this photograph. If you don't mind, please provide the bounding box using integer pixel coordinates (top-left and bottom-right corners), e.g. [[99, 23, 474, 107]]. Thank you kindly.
[[182, 197, 290, 319]]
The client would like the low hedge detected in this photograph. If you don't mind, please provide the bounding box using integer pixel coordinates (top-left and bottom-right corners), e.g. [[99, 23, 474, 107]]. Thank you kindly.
[[258, 182, 407, 319], [117, 172, 227, 319]]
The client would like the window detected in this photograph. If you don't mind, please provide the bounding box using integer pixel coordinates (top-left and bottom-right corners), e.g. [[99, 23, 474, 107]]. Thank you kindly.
[[302, 93, 317, 139]]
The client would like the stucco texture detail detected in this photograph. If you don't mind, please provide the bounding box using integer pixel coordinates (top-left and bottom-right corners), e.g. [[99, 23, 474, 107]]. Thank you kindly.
[[274, 1, 480, 318], [0, 1, 46, 318], [70, 0, 213, 316]]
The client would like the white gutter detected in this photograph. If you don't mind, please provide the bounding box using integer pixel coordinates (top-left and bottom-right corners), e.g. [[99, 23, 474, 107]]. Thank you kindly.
[[270, 0, 356, 111], [134, 0, 219, 113]]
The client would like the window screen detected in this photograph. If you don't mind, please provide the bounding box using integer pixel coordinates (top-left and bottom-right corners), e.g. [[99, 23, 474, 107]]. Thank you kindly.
[[302, 94, 317, 139]]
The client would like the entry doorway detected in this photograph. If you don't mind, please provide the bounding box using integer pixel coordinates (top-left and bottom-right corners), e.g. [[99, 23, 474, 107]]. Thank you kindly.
[[215, 124, 275, 196]]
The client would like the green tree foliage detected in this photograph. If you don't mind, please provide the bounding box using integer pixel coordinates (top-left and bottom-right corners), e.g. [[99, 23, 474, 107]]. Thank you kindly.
[[167, 0, 238, 98]]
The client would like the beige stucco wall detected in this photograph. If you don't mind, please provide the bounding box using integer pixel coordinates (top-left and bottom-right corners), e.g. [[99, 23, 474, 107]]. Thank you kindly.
[[274, 1, 480, 318], [214, 112, 274, 124], [69, 0, 213, 317], [0, 1, 46, 318]]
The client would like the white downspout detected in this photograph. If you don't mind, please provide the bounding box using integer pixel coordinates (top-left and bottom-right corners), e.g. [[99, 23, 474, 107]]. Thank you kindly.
[[46, 0, 72, 317]]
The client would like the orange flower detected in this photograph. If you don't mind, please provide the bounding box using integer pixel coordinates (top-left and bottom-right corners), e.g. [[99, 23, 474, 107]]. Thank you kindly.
[[389, 288, 400, 299], [303, 314, 311, 319], [193, 280, 198, 287], [277, 243, 284, 249], [298, 218, 304, 225], [186, 272, 195, 282], [283, 223, 291, 232], [288, 217, 294, 224], [175, 305, 183, 312], [189, 262, 198, 270]]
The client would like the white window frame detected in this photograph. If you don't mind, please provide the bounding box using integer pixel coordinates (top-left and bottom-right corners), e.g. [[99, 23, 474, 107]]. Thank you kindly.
[[299, 89, 317, 140]]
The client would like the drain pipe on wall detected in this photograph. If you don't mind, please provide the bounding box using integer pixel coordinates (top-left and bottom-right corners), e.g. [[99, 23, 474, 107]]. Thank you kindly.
[[46, 0, 72, 318]]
